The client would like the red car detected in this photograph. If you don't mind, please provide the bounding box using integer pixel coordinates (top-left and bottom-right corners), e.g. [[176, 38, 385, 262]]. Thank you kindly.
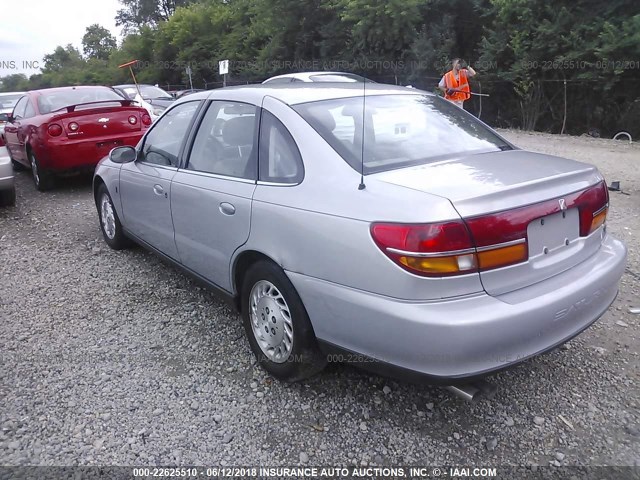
[[4, 86, 152, 190]]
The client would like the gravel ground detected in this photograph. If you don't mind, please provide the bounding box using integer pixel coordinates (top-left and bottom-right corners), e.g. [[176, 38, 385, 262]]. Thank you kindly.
[[0, 131, 638, 468]]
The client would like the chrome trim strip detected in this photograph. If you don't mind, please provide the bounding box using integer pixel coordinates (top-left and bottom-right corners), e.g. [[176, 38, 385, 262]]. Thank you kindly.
[[256, 180, 298, 187], [138, 162, 178, 172], [475, 238, 526, 252], [387, 238, 527, 257], [175, 169, 256, 184], [386, 247, 476, 258], [593, 203, 609, 217]]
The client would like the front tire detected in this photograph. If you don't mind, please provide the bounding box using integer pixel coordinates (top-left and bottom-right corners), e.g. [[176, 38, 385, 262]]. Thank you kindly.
[[28, 150, 54, 191], [96, 183, 129, 250], [241, 260, 326, 382]]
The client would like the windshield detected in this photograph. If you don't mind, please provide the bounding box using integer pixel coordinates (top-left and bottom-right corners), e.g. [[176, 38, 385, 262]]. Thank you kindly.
[[0, 94, 24, 110], [38, 88, 124, 114], [293, 94, 511, 174], [119, 85, 173, 100]]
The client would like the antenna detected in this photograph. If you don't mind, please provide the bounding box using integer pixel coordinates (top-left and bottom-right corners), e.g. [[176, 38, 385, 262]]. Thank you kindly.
[[358, 77, 366, 190]]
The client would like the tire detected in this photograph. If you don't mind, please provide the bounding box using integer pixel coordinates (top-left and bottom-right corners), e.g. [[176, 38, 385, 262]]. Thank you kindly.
[[6, 147, 26, 171], [241, 260, 326, 382], [0, 187, 16, 207], [96, 183, 129, 250], [28, 149, 54, 191]]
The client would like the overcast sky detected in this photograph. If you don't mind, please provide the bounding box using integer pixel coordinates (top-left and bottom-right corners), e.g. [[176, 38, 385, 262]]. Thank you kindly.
[[0, 0, 122, 76]]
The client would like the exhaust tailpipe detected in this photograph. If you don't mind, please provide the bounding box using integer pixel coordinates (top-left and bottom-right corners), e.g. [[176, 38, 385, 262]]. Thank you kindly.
[[445, 380, 497, 402]]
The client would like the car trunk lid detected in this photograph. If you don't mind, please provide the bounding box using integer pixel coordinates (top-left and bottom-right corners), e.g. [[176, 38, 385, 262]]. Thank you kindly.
[[52, 103, 144, 138], [373, 149, 608, 295]]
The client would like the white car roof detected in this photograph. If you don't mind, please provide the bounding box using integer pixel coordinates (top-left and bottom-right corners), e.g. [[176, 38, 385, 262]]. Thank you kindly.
[[262, 72, 368, 84]]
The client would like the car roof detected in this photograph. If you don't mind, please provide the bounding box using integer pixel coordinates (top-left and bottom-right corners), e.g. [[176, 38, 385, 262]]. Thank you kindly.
[[113, 84, 166, 89], [264, 71, 357, 82], [180, 83, 429, 106], [0, 91, 26, 96], [28, 86, 115, 95]]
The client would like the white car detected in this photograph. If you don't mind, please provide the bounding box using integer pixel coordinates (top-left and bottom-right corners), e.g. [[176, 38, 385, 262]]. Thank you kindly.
[[262, 71, 373, 84], [0, 92, 25, 148]]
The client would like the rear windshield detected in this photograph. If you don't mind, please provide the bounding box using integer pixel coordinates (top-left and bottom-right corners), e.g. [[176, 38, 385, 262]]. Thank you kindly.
[[38, 88, 124, 114], [293, 94, 511, 174], [119, 85, 173, 100]]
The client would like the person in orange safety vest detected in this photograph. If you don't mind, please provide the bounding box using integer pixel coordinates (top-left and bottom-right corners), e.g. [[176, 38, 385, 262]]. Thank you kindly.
[[438, 58, 476, 108]]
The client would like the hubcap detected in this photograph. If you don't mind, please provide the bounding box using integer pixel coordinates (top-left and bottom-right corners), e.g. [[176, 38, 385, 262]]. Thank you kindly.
[[249, 280, 293, 363], [30, 155, 39, 185], [100, 194, 116, 240]]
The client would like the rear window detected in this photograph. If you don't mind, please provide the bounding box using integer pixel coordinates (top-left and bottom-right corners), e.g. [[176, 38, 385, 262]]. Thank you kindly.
[[119, 85, 173, 100], [38, 88, 124, 114], [293, 94, 511, 174]]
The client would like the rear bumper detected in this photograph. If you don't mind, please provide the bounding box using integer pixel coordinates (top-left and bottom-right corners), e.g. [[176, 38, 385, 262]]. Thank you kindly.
[[37, 132, 143, 172], [0, 147, 15, 190], [288, 233, 626, 380]]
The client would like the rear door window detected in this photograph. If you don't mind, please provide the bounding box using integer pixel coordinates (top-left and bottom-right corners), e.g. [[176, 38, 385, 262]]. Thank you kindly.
[[187, 101, 258, 180]]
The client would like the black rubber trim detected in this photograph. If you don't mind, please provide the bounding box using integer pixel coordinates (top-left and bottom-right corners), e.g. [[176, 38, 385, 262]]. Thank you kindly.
[[317, 291, 615, 386]]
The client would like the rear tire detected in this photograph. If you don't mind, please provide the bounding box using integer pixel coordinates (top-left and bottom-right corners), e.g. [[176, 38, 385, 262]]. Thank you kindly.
[[241, 260, 326, 382], [96, 183, 129, 250], [0, 187, 15, 207], [28, 150, 54, 191]]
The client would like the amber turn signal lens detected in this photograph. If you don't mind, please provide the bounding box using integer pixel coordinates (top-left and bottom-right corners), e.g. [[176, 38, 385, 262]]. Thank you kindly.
[[589, 207, 607, 234], [399, 254, 477, 275], [477, 243, 528, 270]]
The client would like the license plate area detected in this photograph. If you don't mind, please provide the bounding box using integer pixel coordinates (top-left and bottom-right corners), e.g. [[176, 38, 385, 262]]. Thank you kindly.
[[527, 208, 579, 259], [97, 139, 123, 150]]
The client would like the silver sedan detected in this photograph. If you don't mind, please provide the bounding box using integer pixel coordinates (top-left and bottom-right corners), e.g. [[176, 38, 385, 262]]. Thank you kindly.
[[93, 84, 626, 385]]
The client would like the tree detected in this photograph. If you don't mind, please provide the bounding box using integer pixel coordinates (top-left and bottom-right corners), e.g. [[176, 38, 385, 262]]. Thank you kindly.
[[82, 24, 117, 60], [116, 0, 197, 32], [0, 74, 30, 92]]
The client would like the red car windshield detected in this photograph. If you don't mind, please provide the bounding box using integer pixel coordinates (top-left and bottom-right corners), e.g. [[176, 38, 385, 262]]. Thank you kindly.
[[38, 88, 124, 114]]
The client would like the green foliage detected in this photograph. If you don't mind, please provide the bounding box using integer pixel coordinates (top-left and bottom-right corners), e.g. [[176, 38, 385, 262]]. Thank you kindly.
[[116, 0, 198, 32], [82, 24, 118, 60], [0, 0, 638, 135]]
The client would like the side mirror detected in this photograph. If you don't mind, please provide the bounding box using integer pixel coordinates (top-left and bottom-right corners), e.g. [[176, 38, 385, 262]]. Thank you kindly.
[[6, 114, 14, 123], [109, 146, 137, 164]]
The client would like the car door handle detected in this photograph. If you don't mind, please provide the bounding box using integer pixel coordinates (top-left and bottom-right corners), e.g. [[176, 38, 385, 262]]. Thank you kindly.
[[153, 184, 167, 197], [219, 202, 236, 216]]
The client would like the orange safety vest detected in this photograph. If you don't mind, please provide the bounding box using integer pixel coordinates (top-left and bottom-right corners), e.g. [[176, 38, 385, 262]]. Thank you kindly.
[[444, 69, 470, 102]]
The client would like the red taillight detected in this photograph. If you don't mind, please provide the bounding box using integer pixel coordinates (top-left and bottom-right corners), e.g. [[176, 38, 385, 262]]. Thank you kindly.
[[48, 123, 63, 136], [142, 114, 151, 126], [575, 181, 608, 236], [371, 221, 477, 276], [371, 181, 608, 277], [68, 122, 79, 132], [128, 115, 137, 125]]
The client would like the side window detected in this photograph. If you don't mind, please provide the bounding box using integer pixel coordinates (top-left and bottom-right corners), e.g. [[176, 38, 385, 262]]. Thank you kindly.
[[141, 101, 200, 167], [187, 101, 258, 179], [12, 96, 28, 120], [24, 100, 36, 118], [259, 111, 304, 184]]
